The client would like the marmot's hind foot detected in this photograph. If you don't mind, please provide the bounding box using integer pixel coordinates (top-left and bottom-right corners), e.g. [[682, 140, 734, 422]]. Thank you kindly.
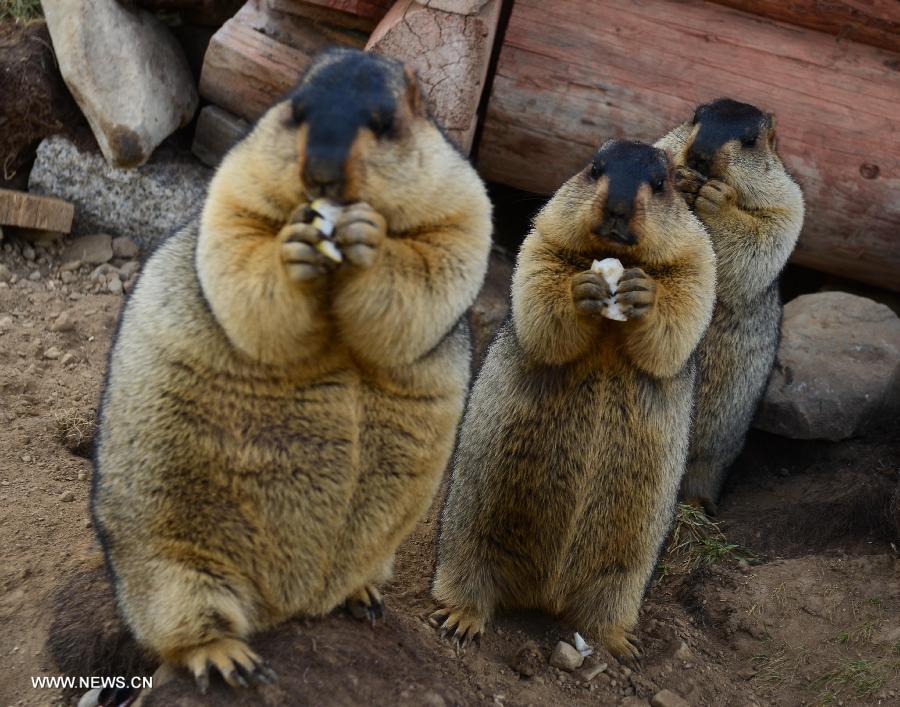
[[429, 606, 485, 649], [683, 494, 718, 517], [183, 638, 277, 693], [346, 584, 385, 625], [602, 626, 642, 666]]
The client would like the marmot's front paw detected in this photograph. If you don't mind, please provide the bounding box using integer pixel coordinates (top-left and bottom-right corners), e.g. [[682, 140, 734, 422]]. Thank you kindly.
[[571, 270, 613, 318], [615, 267, 657, 320], [674, 166, 706, 206], [182, 638, 277, 693], [695, 179, 737, 216], [334, 203, 387, 268], [429, 606, 486, 648], [278, 222, 334, 282], [602, 625, 642, 664]]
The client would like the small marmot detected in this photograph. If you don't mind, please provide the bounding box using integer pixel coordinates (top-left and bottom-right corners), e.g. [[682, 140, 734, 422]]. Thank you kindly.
[[92, 48, 492, 690], [430, 139, 716, 659], [656, 98, 804, 512]]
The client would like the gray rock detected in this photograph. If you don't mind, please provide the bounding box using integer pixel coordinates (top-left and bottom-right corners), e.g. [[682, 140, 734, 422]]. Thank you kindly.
[[118, 260, 141, 280], [59, 490, 76, 503], [30, 136, 211, 250], [50, 312, 76, 332], [756, 292, 900, 441], [43, 346, 62, 360], [574, 657, 608, 682], [41, 0, 198, 167], [651, 689, 690, 707], [549, 641, 583, 671], [63, 234, 113, 265], [111, 236, 140, 259], [107, 277, 124, 295], [22, 244, 36, 261], [28, 270, 41, 281], [0, 263, 10, 282]]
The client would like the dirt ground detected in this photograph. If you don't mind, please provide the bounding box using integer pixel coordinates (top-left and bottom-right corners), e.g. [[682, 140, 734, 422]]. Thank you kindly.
[[1, 233, 898, 707]]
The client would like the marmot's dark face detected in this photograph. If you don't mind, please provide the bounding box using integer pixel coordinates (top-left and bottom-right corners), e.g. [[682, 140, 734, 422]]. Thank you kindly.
[[685, 98, 778, 182], [289, 48, 424, 202]]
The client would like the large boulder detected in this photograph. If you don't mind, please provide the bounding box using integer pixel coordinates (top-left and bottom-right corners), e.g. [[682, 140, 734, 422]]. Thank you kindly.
[[755, 292, 900, 441], [29, 136, 211, 251], [41, 0, 198, 167]]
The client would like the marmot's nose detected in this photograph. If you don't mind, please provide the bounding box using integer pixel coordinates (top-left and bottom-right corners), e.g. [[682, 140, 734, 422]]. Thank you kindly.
[[605, 196, 632, 221], [303, 154, 345, 200]]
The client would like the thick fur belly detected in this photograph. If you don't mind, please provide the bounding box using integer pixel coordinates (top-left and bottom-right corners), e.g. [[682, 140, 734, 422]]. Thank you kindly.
[[442, 328, 694, 611]]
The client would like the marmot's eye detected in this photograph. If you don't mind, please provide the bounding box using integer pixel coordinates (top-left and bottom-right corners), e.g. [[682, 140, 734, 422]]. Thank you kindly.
[[589, 162, 603, 180], [652, 177, 665, 193], [741, 136, 757, 148]]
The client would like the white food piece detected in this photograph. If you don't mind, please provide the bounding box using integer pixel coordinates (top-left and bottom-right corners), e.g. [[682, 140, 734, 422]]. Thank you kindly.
[[591, 257, 628, 321], [574, 632, 593, 657], [308, 198, 344, 262]]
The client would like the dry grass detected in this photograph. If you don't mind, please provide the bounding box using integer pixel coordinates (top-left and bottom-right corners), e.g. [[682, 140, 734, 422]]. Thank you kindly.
[[662, 502, 757, 575], [0, 0, 43, 22], [53, 408, 97, 458]]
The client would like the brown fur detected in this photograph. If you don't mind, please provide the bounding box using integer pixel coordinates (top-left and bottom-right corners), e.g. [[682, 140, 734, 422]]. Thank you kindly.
[[431, 140, 716, 659], [92, 49, 492, 687], [656, 102, 804, 511]]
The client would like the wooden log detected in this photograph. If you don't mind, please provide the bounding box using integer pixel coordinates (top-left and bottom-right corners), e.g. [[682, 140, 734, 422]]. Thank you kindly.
[[267, 0, 393, 32], [192, 106, 250, 167], [708, 1, 900, 53], [366, 0, 502, 153], [199, 2, 363, 122], [478, 0, 900, 292], [0, 188, 74, 234]]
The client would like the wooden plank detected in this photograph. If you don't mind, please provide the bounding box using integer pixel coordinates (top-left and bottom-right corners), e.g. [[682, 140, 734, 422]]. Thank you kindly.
[[198, 2, 363, 122], [366, 0, 502, 153], [708, 1, 900, 53], [0, 188, 74, 233], [477, 0, 900, 292], [192, 106, 250, 167], [267, 0, 393, 31]]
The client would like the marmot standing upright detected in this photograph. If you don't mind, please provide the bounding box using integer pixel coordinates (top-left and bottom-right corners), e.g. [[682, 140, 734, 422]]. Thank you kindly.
[[431, 140, 716, 659], [656, 98, 804, 512], [92, 48, 492, 690]]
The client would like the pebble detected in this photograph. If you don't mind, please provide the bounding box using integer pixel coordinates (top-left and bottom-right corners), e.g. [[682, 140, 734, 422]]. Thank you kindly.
[[0, 263, 10, 282], [28, 270, 41, 281], [60, 270, 75, 284], [50, 311, 76, 332], [674, 641, 694, 662], [77, 471, 87, 481], [0, 314, 13, 331], [61, 352, 76, 366], [549, 640, 584, 671], [107, 277, 123, 295], [574, 657, 608, 682], [22, 244, 36, 261], [118, 260, 140, 280], [511, 640, 544, 678], [60, 259, 81, 272], [111, 236, 140, 259], [43, 346, 62, 360], [59, 490, 76, 503], [63, 234, 113, 265], [90, 263, 117, 283], [22, 454, 32, 462], [651, 689, 690, 707]]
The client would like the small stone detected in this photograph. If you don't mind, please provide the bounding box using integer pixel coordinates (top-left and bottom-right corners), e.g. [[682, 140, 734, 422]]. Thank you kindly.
[[60, 270, 75, 284], [107, 277, 123, 294], [50, 311, 76, 332], [60, 259, 81, 272], [574, 657, 608, 682], [90, 263, 118, 283], [511, 640, 544, 678], [61, 352, 76, 366], [0, 314, 12, 331], [651, 689, 690, 707], [28, 270, 41, 281], [22, 454, 32, 462], [77, 471, 87, 481], [43, 346, 62, 360], [112, 236, 139, 259], [0, 263, 11, 282], [59, 490, 76, 502], [674, 641, 694, 662], [118, 260, 140, 280], [549, 641, 584, 671], [62, 234, 113, 265], [22, 244, 36, 261]]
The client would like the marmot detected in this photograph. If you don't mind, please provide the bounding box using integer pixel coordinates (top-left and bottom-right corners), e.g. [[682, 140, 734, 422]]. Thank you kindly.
[[92, 48, 492, 690], [431, 140, 716, 659], [656, 98, 804, 512]]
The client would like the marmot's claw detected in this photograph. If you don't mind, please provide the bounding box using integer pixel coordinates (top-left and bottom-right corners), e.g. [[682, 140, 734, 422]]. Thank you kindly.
[[347, 584, 385, 626], [430, 607, 484, 649], [184, 638, 273, 692]]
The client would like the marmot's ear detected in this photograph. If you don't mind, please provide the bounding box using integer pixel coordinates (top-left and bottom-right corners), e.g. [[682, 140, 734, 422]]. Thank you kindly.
[[658, 146, 676, 181], [403, 65, 425, 116]]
